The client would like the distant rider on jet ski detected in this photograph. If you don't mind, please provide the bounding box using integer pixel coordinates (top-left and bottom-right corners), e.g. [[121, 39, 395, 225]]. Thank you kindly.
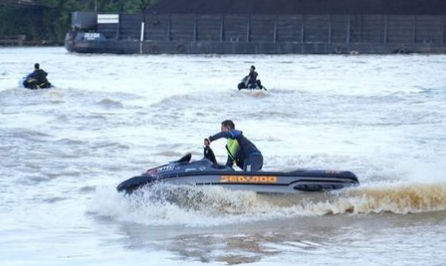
[[205, 120, 263, 171], [23, 63, 51, 89], [238, 65, 264, 90]]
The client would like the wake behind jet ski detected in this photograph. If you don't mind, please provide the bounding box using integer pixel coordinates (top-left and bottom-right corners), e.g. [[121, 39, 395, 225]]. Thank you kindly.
[[116, 146, 359, 194], [237, 65, 267, 91], [21, 63, 52, 89]]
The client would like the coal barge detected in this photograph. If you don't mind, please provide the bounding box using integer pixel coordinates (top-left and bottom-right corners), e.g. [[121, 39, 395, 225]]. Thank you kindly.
[[65, 0, 446, 54]]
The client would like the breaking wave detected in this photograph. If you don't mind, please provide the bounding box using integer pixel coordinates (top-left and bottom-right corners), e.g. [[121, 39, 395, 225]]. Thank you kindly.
[[97, 98, 123, 108], [90, 181, 446, 227], [306, 182, 446, 215]]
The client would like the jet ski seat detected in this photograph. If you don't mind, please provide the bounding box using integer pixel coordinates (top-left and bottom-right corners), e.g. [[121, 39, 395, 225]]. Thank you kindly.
[[175, 153, 192, 163], [210, 163, 234, 171]]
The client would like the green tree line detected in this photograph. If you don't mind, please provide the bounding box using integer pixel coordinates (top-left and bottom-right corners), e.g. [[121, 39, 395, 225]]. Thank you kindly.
[[0, 0, 157, 44]]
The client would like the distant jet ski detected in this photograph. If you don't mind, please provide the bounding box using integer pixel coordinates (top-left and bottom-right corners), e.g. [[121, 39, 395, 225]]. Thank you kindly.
[[20, 76, 53, 89], [116, 147, 359, 194], [237, 76, 267, 91]]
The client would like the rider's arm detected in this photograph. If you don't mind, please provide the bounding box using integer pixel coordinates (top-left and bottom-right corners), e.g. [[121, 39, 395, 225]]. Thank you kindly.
[[209, 131, 232, 142]]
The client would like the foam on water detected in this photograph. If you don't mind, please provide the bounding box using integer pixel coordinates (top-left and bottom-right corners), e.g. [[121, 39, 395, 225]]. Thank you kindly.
[[1, 48, 446, 265]]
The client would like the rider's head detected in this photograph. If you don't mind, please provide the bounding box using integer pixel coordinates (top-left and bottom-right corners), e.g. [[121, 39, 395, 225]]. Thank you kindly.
[[221, 120, 235, 132], [250, 65, 255, 72], [34, 63, 40, 70]]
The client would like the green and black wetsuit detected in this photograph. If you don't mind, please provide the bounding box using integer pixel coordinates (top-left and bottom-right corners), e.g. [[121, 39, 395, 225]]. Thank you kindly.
[[209, 130, 263, 171]]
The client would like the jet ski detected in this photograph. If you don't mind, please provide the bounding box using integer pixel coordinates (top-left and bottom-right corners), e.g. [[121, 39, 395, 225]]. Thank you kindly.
[[20, 76, 52, 89], [237, 76, 267, 91], [117, 147, 359, 194]]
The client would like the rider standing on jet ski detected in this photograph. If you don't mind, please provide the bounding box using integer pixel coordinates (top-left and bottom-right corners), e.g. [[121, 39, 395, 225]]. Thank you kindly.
[[23, 63, 51, 89], [238, 65, 263, 90], [205, 120, 263, 171]]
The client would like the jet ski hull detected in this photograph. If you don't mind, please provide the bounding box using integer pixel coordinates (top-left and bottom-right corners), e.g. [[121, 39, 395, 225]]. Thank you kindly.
[[19, 77, 53, 89], [238, 77, 266, 91], [118, 170, 358, 194], [116, 154, 359, 194]]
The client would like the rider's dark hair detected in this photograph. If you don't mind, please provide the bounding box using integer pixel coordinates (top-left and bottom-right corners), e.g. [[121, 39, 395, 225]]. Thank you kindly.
[[250, 65, 255, 70], [221, 120, 235, 130], [34, 63, 40, 69]]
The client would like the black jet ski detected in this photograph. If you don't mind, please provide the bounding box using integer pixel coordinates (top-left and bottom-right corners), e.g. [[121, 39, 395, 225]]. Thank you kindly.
[[117, 147, 359, 194], [237, 76, 267, 91], [20, 75, 52, 90]]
